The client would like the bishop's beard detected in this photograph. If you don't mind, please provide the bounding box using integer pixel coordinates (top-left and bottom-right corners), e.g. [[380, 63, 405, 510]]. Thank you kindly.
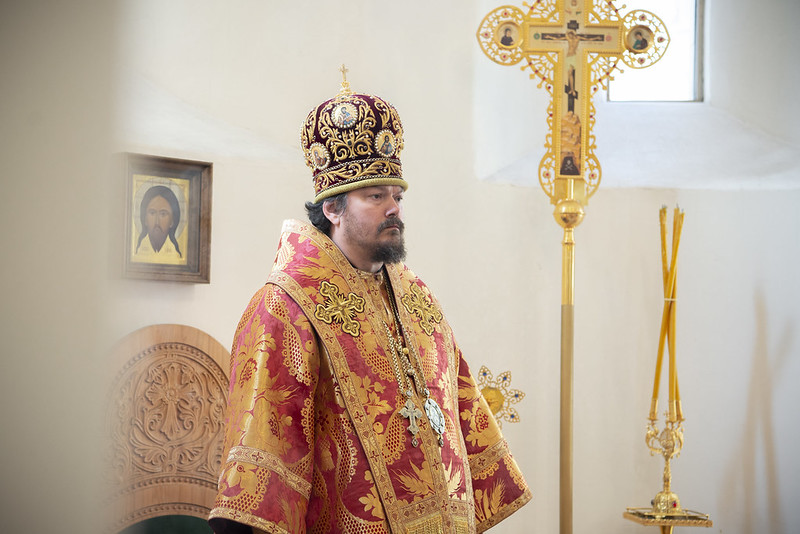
[[372, 219, 406, 264]]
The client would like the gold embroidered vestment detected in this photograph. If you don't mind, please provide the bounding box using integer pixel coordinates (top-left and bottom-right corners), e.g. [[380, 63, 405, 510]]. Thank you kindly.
[[209, 220, 531, 533]]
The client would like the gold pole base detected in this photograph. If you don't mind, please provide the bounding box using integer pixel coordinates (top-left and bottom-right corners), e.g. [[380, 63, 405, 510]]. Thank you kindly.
[[623, 508, 712, 529]]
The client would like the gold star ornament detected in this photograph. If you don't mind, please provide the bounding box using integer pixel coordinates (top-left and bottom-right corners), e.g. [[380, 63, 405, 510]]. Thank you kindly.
[[477, 366, 525, 427]]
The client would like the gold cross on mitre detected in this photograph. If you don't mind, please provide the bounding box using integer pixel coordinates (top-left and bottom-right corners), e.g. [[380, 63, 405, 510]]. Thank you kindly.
[[477, 1, 669, 207], [339, 63, 353, 96]]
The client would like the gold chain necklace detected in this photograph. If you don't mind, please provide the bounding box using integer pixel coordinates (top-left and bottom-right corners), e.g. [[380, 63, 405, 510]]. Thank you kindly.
[[380, 271, 446, 448]]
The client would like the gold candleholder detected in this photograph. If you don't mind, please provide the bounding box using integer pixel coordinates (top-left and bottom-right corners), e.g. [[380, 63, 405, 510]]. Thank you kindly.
[[623, 418, 712, 532], [624, 208, 711, 533], [646, 417, 683, 517]]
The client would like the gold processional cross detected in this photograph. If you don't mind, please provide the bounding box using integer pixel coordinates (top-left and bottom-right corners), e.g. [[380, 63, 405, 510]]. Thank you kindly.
[[477, 2, 669, 533]]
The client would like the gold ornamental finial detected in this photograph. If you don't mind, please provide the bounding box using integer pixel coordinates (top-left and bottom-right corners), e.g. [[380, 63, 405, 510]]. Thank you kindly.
[[338, 64, 353, 96]]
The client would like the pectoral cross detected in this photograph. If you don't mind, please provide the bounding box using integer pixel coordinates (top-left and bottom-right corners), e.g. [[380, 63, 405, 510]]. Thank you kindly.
[[477, 3, 669, 534], [399, 398, 423, 447]]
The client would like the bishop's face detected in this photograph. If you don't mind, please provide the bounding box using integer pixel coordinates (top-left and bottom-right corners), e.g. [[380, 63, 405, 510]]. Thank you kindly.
[[339, 185, 406, 266]]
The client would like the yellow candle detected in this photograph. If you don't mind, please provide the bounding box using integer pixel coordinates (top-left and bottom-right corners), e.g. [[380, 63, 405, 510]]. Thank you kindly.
[[651, 302, 670, 420], [667, 209, 683, 422], [651, 207, 684, 423], [650, 208, 672, 420]]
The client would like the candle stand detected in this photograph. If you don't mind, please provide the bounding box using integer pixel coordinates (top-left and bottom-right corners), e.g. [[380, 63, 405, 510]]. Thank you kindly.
[[624, 208, 711, 533], [623, 420, 711, 533]]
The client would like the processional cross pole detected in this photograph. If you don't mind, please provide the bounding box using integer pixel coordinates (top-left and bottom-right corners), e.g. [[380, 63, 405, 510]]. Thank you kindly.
[[477, 2, 669, 533]]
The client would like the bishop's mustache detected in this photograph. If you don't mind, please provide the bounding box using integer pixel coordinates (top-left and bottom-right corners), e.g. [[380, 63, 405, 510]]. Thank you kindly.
[[378, 218, 405, 233]]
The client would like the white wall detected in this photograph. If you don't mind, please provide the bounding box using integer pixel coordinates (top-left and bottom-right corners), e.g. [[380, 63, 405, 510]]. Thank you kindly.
[[20, 0, 792, 532], [706, 0, 800, 146]]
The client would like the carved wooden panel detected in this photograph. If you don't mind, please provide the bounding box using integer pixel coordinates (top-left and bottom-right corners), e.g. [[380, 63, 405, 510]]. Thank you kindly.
[[106, 324, 229, 532]]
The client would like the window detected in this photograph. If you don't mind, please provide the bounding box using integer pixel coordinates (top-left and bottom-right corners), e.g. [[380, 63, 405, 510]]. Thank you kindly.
[[608, 0, 703, 101]]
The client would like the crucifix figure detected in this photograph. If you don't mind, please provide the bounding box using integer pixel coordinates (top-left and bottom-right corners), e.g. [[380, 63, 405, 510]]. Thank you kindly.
[[542, 28, 605, 58], [477, 2, 669, 534]]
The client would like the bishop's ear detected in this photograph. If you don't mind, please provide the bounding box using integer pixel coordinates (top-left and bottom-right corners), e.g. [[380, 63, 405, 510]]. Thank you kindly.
[[321, 194, 347, 230]]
